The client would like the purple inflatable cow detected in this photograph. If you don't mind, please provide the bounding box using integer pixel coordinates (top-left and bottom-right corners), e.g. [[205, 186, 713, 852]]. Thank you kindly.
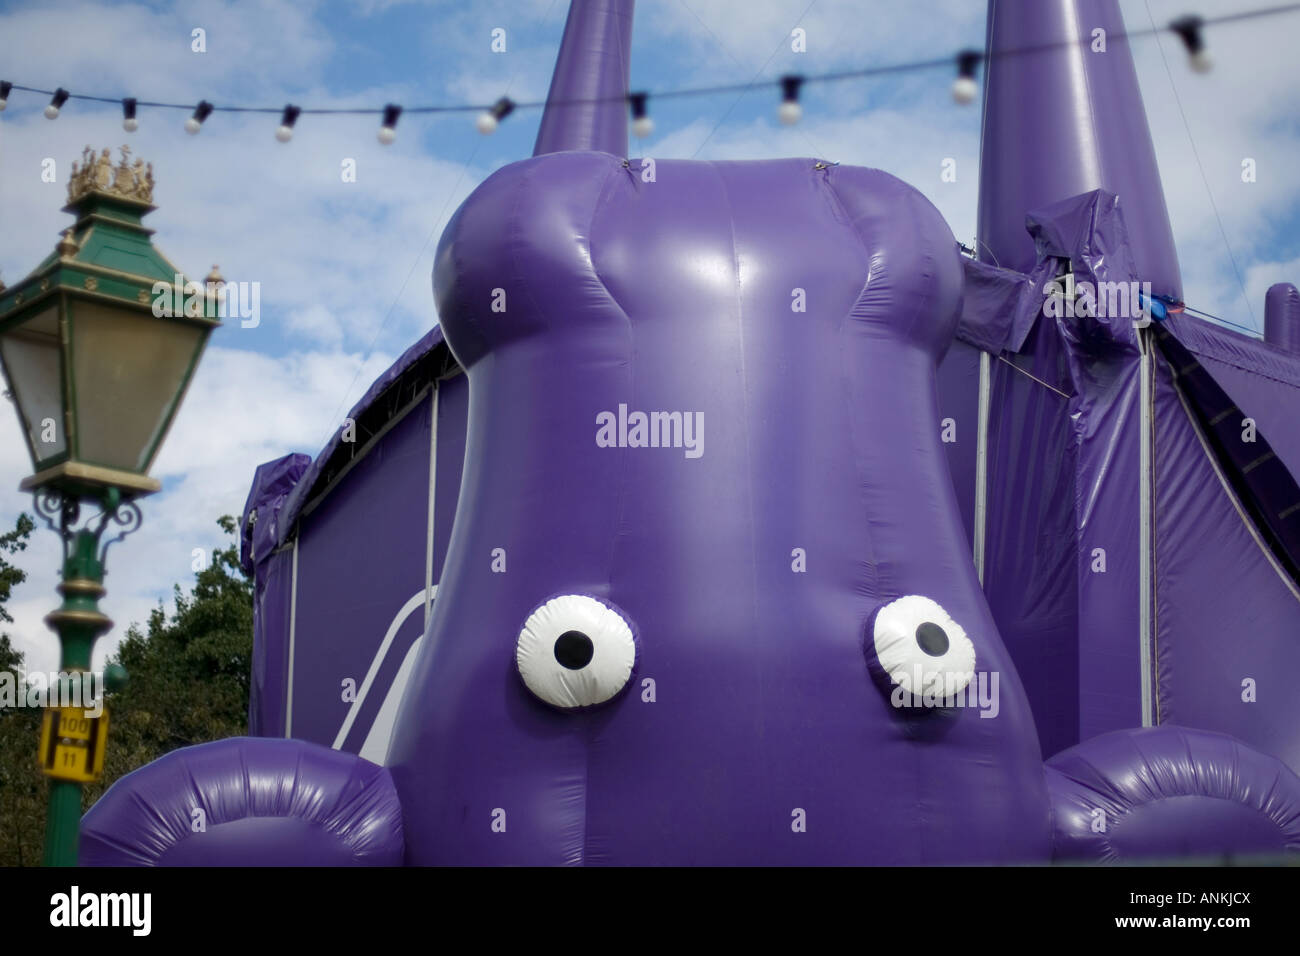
[[81, 0, 1300, 865]]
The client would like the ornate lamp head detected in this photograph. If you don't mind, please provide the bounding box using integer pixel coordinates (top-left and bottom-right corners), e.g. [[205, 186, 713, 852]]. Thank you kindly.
[[0, 148, 217, 499]]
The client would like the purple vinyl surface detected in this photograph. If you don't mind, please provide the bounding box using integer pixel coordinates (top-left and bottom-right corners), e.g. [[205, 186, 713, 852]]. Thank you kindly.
[[390, 149, 1051, 864], [292, 401, 432, 750], [241, 453, 310, 737], [81, 738, 404, 866]]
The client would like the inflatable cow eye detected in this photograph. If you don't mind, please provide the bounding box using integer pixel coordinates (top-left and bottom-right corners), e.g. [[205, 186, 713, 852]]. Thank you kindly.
[[516, 595, 636, 709], [870, 596, 975, 697]]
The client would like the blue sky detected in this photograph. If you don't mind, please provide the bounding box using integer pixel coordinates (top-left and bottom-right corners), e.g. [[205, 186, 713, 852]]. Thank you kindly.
[[1, 0, 1298, 670]]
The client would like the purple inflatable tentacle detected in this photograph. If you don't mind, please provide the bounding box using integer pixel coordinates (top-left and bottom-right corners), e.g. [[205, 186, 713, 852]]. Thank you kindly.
[[533, 0, 634, 158], [978, 0, 1181, 299], [1045, 726, 1300, 862], [1265, 283, 1300, 351], [80, 738, 405, 866]]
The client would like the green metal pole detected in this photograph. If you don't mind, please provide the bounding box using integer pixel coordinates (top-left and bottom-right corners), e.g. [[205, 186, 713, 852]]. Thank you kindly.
[[41, 526, 112, 868], [43, 782, 84, 868]]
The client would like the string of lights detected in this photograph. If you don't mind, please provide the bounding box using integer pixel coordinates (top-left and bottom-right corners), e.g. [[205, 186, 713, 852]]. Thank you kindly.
[[0, 3, 1295, 144]]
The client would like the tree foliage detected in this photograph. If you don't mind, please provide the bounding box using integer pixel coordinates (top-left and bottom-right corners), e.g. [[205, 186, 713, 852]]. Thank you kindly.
[[0, 514, 41, 865], [0, 515, 253, 866], [0, 513, 34, 626]]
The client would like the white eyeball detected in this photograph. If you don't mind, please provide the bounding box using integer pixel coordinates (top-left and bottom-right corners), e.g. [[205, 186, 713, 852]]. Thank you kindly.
[[871, 595, 975, 697], [516, 595, 636, 709]]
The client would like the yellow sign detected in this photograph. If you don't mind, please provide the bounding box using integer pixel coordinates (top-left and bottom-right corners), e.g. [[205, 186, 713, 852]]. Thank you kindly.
[[39, 706, 108, 783]]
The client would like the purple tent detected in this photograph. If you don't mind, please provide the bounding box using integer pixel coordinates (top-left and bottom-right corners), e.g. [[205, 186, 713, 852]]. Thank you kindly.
[[82, 0, 1300, 865], [239, 329, 467, 760], [932, 0, 1300, 767]]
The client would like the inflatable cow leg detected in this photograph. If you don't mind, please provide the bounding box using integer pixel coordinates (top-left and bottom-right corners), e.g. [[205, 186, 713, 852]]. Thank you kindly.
[[1045, 726, 1300, 863], [79, 738, 405, 866]]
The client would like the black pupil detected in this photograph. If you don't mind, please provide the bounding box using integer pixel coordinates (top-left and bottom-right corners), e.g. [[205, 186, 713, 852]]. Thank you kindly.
[[554, 630, 595, 670], [915, 622, 949, 657]]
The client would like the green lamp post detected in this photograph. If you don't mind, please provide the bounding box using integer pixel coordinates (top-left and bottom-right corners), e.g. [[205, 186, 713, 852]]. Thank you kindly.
[[0, 145, 220, 866]]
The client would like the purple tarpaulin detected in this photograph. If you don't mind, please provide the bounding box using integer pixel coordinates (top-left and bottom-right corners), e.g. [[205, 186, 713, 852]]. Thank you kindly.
[[977, 0, 1180, 300], [240, 453, 310, 574], [978, 0, 1184, 743], [248, 547, 295, 737], [983, 317, 1081, 757], [241, 328, 465, 750], [277, 327, 446, 548], [432, 373, 468, 579], [1165, 313, 1300, 479], [291, 400, 433, 752], [240, 453, 310, 736], [935, 340, 981, 546], [1150, 348, 1300, 771]]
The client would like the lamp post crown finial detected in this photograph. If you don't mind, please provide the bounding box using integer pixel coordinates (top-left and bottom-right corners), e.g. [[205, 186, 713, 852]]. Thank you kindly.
[[67, 144, 154, 205]]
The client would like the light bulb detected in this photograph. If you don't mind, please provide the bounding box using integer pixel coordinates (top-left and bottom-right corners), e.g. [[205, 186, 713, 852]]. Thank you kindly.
[[951, 76, 978, 105]]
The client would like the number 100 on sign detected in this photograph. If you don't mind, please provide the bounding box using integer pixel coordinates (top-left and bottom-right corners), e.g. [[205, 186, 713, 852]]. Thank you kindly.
[[39, 707, 109, 783]]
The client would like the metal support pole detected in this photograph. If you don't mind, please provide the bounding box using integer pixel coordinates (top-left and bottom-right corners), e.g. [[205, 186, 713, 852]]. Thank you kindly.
[[32, 487, 139, 866], [42, 529, 111, 867]]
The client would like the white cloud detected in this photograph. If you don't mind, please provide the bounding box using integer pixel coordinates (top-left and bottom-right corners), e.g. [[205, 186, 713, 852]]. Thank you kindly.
[[0, 0, 334, 105], [286, 304, 345, 349], [641, 0, 983, 78], [1119, 0, 1300, 328]]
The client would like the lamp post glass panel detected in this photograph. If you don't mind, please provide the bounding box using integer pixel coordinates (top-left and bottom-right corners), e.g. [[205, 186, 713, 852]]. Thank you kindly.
[[0, 146, 218, 866]]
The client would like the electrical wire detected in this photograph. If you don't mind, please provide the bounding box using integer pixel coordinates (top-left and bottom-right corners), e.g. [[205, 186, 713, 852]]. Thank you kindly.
[[0, 3, 1294, 122]]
